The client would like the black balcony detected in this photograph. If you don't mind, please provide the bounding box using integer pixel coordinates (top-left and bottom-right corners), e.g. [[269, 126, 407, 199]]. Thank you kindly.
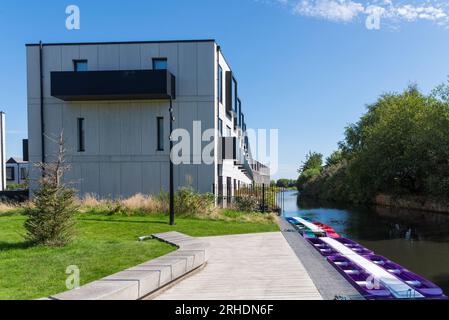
[[51, 69, 176, 101]]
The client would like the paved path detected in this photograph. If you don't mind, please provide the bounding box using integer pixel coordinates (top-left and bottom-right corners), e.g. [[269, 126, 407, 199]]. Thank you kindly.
[[151, 232, 322, 300]]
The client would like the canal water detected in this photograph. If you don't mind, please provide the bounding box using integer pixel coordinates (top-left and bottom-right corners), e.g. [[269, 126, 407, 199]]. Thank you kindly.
[[281, 190, 449, 295]]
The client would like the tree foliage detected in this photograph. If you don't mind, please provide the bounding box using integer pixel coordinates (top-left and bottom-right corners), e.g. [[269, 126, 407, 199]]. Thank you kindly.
[[298, 84, 449, 203], [297, 151, 323, 191], [276, 179, 297, 188]]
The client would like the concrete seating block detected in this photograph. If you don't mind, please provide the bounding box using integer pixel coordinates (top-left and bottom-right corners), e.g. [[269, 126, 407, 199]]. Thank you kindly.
[[128, 265, 172, 286], [103, 270, 160, 297], [169, 250, 206, 269], [164, 253, 195, 271], [141, 257, 188, 279], [51, 280, 139, 300], [48, 232, 209, 300]]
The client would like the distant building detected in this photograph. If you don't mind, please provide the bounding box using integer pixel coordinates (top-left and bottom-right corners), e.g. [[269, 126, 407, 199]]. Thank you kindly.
[[6, 157, 28, 186], [6, 157, 29, 187]]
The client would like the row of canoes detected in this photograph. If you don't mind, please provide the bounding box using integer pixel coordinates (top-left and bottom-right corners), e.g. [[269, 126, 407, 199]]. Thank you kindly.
[[286, 216, 447, 300]]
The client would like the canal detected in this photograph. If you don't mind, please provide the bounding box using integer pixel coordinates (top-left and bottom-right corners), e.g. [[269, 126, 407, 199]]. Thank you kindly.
[[282, 190, 449, 295]]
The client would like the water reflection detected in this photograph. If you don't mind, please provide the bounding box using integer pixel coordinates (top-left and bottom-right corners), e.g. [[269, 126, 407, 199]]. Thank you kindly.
[[282, 190, 449, 295]]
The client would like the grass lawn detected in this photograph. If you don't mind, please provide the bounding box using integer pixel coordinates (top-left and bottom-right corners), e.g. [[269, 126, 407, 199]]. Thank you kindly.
[[0, 213, 278, 300]]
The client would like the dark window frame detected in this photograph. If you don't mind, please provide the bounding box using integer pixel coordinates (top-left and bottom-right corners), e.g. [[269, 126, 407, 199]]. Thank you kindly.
[[232, 77, 238, 114], [77, 118, 85, 152], [73, 59, 88, 72], [6, 167, 14, 181], [152, 58, 168, 70], [218, 65, 223, 104], [157, 117, 164, 151], [237, 99, 242, 128], [225, 71, 233, 117], [218, 118, 223, 137], [20, 167, 27, 180]]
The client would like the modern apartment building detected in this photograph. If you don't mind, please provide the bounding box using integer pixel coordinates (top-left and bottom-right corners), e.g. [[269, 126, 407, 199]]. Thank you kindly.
[[26, 39, 269, 199]]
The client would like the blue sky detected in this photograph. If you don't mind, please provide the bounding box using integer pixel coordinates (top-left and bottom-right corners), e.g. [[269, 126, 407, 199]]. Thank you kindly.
[[1, 0, 449, 179]]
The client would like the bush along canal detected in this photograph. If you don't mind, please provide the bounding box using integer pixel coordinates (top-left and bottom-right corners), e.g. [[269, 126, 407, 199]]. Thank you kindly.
[[281, 190, 449, 299]]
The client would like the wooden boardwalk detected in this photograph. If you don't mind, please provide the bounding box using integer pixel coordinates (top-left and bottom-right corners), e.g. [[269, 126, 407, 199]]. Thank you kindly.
[[151, 232, 322, 300]]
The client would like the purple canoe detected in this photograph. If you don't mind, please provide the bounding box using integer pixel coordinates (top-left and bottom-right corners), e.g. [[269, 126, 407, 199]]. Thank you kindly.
[[363, 254, 446, 299], [327, 255, 393, 299]]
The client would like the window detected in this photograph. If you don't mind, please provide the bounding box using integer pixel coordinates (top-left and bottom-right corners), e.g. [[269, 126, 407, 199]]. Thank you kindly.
[[74, 60, 88, 72], [157, 117, 164, 151], [20, 167, 27, 180], [237, 99, 242, 127], [232, 78, 238, 113], [218, 118, 223, 137], [218, 65, 223, 103], [153, 58, 168, 70], [6, 167, 14, 181], [77, 118, 85, 152]]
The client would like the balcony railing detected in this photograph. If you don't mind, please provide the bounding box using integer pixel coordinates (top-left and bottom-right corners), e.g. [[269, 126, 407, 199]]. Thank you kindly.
[[51, 69, 176, 101]]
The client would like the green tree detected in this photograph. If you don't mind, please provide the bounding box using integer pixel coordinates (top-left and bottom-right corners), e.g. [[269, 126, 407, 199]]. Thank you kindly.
[[300, 83, 449, 203], [299, 151, 323, 173], [276, 179, 290, 188], [325, 150, 344, 167], [25, 134, 78, 247], [297, 151, 323, 191]]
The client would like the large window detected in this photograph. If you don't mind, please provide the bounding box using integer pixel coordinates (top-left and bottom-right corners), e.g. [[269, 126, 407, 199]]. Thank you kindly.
[[218, 65, 223, 103], [153, 58, 168, 70], [157, 117, 164, 151], [74, 60, 88, 72], [77, 118, 85, 152], [6, 167, 14, 181]]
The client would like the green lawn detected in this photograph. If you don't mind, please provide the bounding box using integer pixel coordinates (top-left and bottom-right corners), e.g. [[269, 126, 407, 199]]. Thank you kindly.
[[0, 213, 278, 300]]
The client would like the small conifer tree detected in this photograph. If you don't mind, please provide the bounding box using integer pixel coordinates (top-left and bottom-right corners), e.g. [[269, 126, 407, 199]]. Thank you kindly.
[[25, 133, 77, 247]]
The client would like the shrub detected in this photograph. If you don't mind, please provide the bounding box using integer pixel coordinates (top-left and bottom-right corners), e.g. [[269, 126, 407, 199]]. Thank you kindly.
[[174, 188, 215, 216], [78, 189, 215, 218], [121, 193, 163, 214], [234, 194, 259, 212]]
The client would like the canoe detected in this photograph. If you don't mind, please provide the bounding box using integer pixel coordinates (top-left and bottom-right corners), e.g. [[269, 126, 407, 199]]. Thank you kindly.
[[333, 238, 374, 256], [286, 217, 318, 238], [302, 221, 447, 300], [363, 255, 446, 299], [327, 255, 393, 299], [306, 237, 339, 256], [291, 217, 327, 237], [313, 222, 341, 238]]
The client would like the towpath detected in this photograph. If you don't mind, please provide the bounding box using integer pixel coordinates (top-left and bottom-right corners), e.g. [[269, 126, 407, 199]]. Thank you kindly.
[[150, 232, 322, 300]]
